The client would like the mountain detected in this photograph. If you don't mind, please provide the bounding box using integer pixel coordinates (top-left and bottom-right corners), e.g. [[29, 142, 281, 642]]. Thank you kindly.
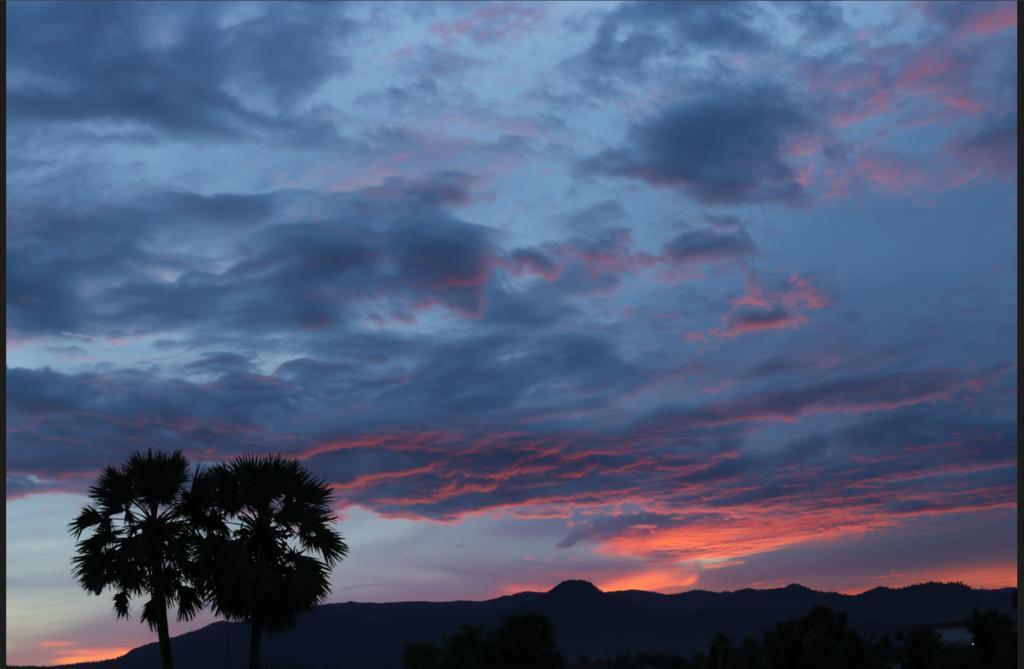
[[12, 581, 1015, 669]]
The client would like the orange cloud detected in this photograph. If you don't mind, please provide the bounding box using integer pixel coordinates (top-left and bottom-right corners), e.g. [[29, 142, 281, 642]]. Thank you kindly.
[[600, 568, 699, 593]]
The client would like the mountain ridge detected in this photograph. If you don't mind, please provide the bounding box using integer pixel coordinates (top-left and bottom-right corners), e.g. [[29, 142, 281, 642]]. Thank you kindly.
[[12, 580, 1015, 669]]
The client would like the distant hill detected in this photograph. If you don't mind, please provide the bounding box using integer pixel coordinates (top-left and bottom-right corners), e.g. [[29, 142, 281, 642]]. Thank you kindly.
[[12, 580, 1015, 669]]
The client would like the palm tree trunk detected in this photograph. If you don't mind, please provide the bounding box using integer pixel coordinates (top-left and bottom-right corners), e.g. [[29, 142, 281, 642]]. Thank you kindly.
[[248, 617, 263, 669], [156, 596, 174, 669]]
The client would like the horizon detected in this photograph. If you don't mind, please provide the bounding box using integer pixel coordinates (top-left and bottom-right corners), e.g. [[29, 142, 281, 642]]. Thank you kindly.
[[7, 578, 1016, 667], [5, 0, 1017, 667], [346, 577, 1020, 601]]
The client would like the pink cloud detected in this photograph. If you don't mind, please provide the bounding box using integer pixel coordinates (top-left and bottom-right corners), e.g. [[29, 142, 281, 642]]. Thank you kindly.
[[958, 3, 1017, 37], [709, 273, 832, 338], [432, 3, 548, 45]]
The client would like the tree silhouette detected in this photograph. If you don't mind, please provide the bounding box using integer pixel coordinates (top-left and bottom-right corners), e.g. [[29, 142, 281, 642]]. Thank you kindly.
[[758, 606, 890, 669], [963, 607, 1015, 668], [69, 450, 201, 669], [489, 613, 565, 668], [895, 626, 943, 669], [187, 454, 348, 669], [402, 613, 565, 669]]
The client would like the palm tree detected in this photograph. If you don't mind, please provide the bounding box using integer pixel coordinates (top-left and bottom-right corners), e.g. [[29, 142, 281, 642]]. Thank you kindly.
[[963, 608, 1015, 668], [188, 454, 348, 669], [895, 626, 943, 669], [69, 450, 202, 669]]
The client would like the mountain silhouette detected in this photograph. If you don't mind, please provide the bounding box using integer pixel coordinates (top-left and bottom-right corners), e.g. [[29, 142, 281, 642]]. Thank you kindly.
[[546, 579, 604, 598], [11, 581, 1014, 669]]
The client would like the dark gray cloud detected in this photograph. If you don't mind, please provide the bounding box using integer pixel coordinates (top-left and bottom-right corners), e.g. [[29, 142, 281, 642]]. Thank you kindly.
[[553, 400, 1015, 558], [7, 181, 505, 339], [508, 248, 561, 280], [948, 114, 1017, 179], [579, 84, 814, 205], [6, 2, 355, 140], [8, 358, 1011, 532], [785, 2, 846, 36], [569, 1, 771, 86], [365, 170, 480, 207], [723, 305, 802, 336], [154, 191, 280, 226], [662, 227, 758, 264], [634, 367, 993, 435], [182, 351, 258, 376], [562, 199, 628, 231]]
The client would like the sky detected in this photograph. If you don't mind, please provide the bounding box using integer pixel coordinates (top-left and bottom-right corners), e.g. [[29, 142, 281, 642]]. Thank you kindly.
[[4, 0, 1018, 665]]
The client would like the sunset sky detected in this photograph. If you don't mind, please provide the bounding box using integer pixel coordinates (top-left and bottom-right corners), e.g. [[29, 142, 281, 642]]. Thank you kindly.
[[5, 1, 1018, 665]]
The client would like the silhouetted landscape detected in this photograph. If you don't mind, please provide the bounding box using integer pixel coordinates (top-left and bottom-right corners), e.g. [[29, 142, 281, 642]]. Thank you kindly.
[[11, 579, 1015, 669], [7, 2, 1018, 668]]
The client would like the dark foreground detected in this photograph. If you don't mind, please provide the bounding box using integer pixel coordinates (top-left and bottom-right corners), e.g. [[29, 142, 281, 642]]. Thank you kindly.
[[12, 580, 1016, 669]]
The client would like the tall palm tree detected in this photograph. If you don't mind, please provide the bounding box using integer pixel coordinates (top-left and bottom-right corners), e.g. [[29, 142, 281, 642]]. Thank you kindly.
[[69, 450, 202, 669], [188, 454, 348, 669]]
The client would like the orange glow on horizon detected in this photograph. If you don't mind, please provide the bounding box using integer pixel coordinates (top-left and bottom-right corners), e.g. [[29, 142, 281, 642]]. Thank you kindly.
[[846, 563, 1018, 594], [600, 568, 699, 593], [52, 646, 131, 665]]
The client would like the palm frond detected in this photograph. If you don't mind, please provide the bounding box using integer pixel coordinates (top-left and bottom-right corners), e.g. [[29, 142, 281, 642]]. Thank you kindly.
[[113, 590, 131, 619], [174, 585, 204, 622]]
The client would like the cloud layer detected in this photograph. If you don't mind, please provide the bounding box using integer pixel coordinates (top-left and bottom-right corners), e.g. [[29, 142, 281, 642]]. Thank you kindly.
[[6, 2, 1017, 665]]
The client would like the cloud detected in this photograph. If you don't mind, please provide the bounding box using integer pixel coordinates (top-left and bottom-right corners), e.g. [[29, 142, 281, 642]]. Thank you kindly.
[[724, 305, 806, 336], [579, 84, 815, 205], [7, 183, 502, 339], [4, 3, 1019, 662], [154, 191, 279, 226], [661, 227, 758, 265], [569, 1, 771, 86], [919, 1, 1017, 39], [365, 170, 481, 207], [507, 248, 562, 281], [562, 200, 628, 232], [946, 114, 1017, 185], [693, 273, 833, 338], [9, 361, 1007, 520], [804, 19, 1013, 133], [431, 2, 549, 45], [694, 508, 1016, 592], [182, 352, 258, 376], [6, 2, 355, 140], [785, 1, 847, 37]]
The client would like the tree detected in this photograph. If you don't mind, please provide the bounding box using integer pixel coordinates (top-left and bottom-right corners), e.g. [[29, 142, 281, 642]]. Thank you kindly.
[[69, 450, 202, 669], [963, 608, 1015, 669], [402, 614, 565, 669], [759, 606, 878, 669], [403, 641, 444, 669], [188, 454, 348, 669], [489, 613, 565, 669], [895, 626, 943, 669]]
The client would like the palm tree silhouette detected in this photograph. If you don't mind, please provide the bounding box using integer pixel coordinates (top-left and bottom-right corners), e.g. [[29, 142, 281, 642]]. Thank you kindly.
[[963, 607, 1015, 668], [187, 454, 348, 669], [895, 626, 943, 669], [69, 450, 201, 669]]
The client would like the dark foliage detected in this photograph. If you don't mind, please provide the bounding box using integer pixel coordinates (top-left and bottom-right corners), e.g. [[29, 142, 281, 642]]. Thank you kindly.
[[400, 605, 1017, 669], [69, 450, 201, 669], [183, 454, 348, 669], [403, 613, 565, 669]]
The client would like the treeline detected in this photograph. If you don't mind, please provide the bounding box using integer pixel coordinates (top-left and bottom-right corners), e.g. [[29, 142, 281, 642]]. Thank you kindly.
[[70, 450, 347, 669], [403, 605, 1017, 669]]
